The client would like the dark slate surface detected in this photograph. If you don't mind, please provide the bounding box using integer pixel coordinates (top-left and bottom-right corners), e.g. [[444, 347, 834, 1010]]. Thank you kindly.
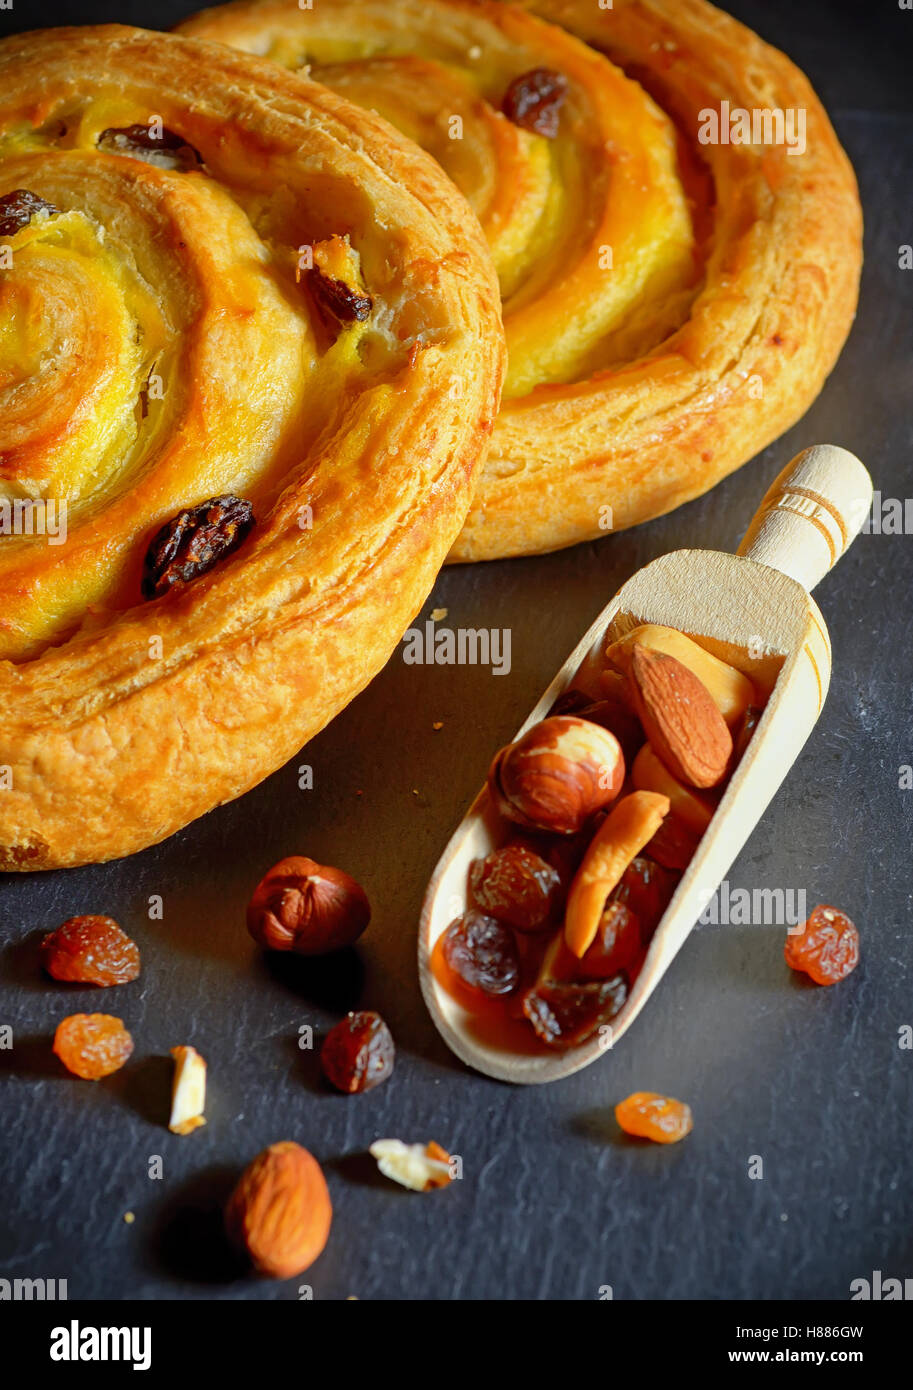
[[1, 0, 910, 1302]]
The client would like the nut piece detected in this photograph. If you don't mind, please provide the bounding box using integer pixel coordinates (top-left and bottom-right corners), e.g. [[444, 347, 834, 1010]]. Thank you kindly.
[[168, 1045, 207, 1135], [247, 855, 370, 954], [627, 646, 732, 789], [369, 1140, 453, 1192], [564, 791, 670, 957], [488, 715, 625, 835], [631, 743, 716, 834], [606, 625, 755, 728], [321, 1011, 395, 1094], [225, 1141, 332, 1279]]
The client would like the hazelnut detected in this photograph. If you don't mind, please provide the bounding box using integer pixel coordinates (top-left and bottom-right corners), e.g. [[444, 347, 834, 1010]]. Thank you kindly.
[[487, 716, 625, 835], [246, 855, 370, 954]]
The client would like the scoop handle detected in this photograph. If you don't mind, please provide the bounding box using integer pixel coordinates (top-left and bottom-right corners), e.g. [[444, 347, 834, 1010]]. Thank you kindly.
[[736, 444, 873, 592]]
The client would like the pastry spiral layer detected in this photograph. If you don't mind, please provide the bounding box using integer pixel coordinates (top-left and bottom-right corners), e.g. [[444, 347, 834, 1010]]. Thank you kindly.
[[181, 0, 862, 560], [0, 25, 504, 869]]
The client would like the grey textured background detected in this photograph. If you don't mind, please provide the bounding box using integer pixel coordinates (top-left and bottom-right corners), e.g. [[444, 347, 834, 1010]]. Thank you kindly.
[[0, 0, 910, 1301]]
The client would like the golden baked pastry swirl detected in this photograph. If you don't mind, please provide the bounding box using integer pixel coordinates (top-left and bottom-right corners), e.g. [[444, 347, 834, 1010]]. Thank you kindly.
[[180, 0, 863, 561], [0, 25, 504, 870]]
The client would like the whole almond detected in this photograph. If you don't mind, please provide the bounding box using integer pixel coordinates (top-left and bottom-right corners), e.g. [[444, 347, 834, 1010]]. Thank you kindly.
[[628, 645, 732, 788], [225, 1141, 332, 1279]]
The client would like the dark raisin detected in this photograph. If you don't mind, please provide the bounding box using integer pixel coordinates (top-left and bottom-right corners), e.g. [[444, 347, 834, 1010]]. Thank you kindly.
[[548, 688, 592, 718], [522, 974, 627, 1048], [442, 911, 520, 997], [573, 902, 642, 980], [0, 188, 59, 238], [643, 814, 700, 871], [308, 266, 373, 326], [142, 495, 255, 599], [469, 845, 563, 933], [97, 125, 203, 172], [611, 856, 678, 941], [502, 69, 569, 138], [321, 1010, 395, 1093]]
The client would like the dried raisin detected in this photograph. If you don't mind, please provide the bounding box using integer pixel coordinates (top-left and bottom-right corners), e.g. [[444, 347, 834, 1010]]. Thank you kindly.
[[523, 974, 626, 1048], [97, 124, 202, 171], [442, 912, 519, 997], [53, 1014, 134, 1079], [142, 495, 254, 598], [469, 845, 563, 933], [503, 69, 569, 138], [643, 814, 700, 871], [548, 688, 593, 718], [0, 188, 59, 238], [542, 902, 642, 984], [321, 1010, 395, 1093], [41, 915, 140, 986], [784, 904, 859, 985], [611, 856, 678, 939], [308, 266, 373, 325], [574, 902, 642, 980], [616, 1091, 693, 1144]]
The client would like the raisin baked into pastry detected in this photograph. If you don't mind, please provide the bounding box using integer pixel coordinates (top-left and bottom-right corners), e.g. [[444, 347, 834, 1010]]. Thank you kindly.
[[0, 26, 504, 869], [181, 0, 863, 560]]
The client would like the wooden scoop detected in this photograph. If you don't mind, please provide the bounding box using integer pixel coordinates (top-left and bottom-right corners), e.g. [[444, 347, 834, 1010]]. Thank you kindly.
[[418, 445, 873, 1083]]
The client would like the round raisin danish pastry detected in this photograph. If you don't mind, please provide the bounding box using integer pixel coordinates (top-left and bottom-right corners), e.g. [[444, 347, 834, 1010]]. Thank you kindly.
[[180, 0, 862, 561], [0, 26, 503, 870]]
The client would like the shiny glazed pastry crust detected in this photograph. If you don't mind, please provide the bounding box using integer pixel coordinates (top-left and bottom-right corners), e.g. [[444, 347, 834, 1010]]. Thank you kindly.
[[0, 26, 504, 870], [180, 0, 863, 560]]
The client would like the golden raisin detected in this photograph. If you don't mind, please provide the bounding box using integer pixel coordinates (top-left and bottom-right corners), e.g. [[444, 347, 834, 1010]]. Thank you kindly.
[[784, 904, 859, 985], [615, 1091, 693, 1144], [53, 1014, 134, 1079], [41, 915, 140, 986]]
